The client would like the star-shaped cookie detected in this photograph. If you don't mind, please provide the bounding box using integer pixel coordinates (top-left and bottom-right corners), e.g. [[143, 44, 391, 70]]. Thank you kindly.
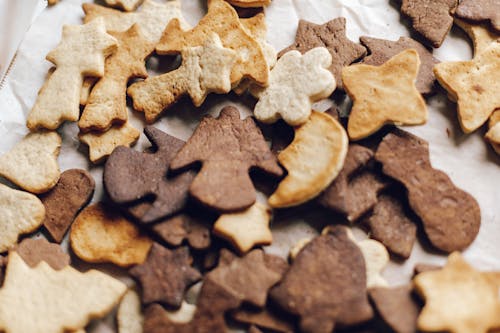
[[342, 49, 428, 140], [279, 18, 366, 90], [414, 252, 500, 333], [434, 40, 500, 133]]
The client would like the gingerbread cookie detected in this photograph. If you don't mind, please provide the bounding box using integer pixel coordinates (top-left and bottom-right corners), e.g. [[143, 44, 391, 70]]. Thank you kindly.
[[104, 126, 194, 223], [279, 18, 366, 90], [455, 0, 500, 32], [360, 36, 439, 94], [151, 213, 211, 250], [41, 169, 94, 243], [375, 130, 481, 252], [170, 106, 282, 212], [14, 238, 70, 270], [27, 18, 117, 130], [269, 111, 348, 208], [342, 49, 428, 140], [127, 34, 237, 123], [226, 0, 271, 7], [232, 306, 295, 333]]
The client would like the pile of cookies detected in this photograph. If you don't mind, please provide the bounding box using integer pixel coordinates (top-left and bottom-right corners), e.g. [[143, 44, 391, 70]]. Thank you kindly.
[[0, 0, 498, 332]]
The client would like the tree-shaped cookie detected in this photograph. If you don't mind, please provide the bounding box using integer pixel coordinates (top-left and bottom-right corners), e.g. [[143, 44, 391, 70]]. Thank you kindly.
[[104, 126, 195, 223], [253, 48, 336, 126], [79, 25, 155, 132], [127, 34, 237, 123], [157, 0, 269, 87], [414, 252, 500, 333], [170, 106, 283, 212], [342, 49, 428, 140], [433, 40, 500, 133], [0, 252, 126, 333], [278, 18, 366, 90], [27, 18, 117, 131]]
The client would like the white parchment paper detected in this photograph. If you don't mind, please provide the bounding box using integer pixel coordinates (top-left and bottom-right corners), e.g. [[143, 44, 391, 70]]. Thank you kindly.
[[0, 0, 499, 331]]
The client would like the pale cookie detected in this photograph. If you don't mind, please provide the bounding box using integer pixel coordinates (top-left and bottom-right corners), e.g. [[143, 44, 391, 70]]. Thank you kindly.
[[268, 111, 348, 208], [0, 184, 45, 253], [414, 252, 500, 333], [252, 48, 336, 126], [83, 0, 189, 43], [80, 77, 98, 106], [0, 131, 61, 194], [226, 0, 271, 8], [342, 49, 428, 140], [128, 34, 237, 123], [454, 18, 500, 57], [79, 121, 140, 164], [157, 0, 269, 86], [118, 288, 144, 333], [79, 25, 155, 132], [434, 40, 500, 133], [0, 252, 126, 333], [105, 0, 144, 12], [70, 203, 153, 267], [213, 202, 272, 254], [27, 18, 117, 131], [164, 301, 197, 323], [486, 110, 500, 154]]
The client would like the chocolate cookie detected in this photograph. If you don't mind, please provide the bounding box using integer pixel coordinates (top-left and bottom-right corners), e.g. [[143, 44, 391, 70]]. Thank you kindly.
[[455, 0, 500, 32]]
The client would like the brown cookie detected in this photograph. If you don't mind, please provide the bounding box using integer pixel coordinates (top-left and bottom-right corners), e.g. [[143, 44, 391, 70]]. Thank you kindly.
[[40, 169, 95, 243], [367, 194, 417, 259], [360, 36, 440, 94], [206, 249, 282, 308], [248, 326, 263, 333], [232, 306, 295, 333], [129, 243, 201, 308], [278, 18, 366, 90], [369, 285, 420, 333], [170, 106, 283, 212], [374, 130, 481, 252], [318, 144, 387, 222], [104, 126, 195, 224], [151, 213, 211, 250], [270, 226, 373, 333], [455, 0, 500, 32], [413, 263, 441, 275], [143, 278, 241, 333], [14, 238, 70, 270], [400, 0, 458, 48]]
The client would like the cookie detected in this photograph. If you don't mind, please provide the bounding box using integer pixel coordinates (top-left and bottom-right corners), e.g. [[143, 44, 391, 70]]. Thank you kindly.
[[0, 184, 45, 253], [80, 76, 97, 106], [163, 301, 196, 324], [400, 0, 458, 48], [70, 203, 153, 267], [157, 0, 269, 86], [375, 130, 481, 252], [104, 126, 194, 223], [170, 106, 282, 212], [367, 194, 417, 259], [414, 263, 441, 275], [232, 306, 295, 333], [270, 226, 373, 333], [40, 169, 95, 243], [213, 202, 272, 253], [105, 0, 144, 11], [83, 0, 189, 43], [14, 238, 70, 270], [79, 121, 140, 164], [369, 285, 419, 333], [129, 243, 201, 308], [127, 34, 237, 123], [433, 40, 500, 133], [0, 131, 61, 194], [151, 213, 211, 250], [79, 25, 155, 132], [414, 252, 500, 333], [27, 18, 117, 130], [343, 49, 428, 140], [360, 36, 439, 94], [318, 144, 387, 222], [0, 252, 126, 333], [117, 288, 144, 333], [226, 0, 271, 7], [252, 48, 336, 126], [486, 110, 500, 154], [455, 0, 500, 32], [454, 18, 500, 56], [278, 18, 366, 90], [268, 111, 348, 208]]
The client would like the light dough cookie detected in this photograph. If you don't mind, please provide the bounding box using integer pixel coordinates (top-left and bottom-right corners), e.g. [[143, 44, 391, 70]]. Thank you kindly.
[[268, 111, 348, 208], [486, 110, 500, 154], [0, 131, 61, 194], [454, 18, 500, 57], [105, 0, 144, 12], [342, 49, 428, 140], [252, 47, 336, 126], [117, 288, 144, 333]]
